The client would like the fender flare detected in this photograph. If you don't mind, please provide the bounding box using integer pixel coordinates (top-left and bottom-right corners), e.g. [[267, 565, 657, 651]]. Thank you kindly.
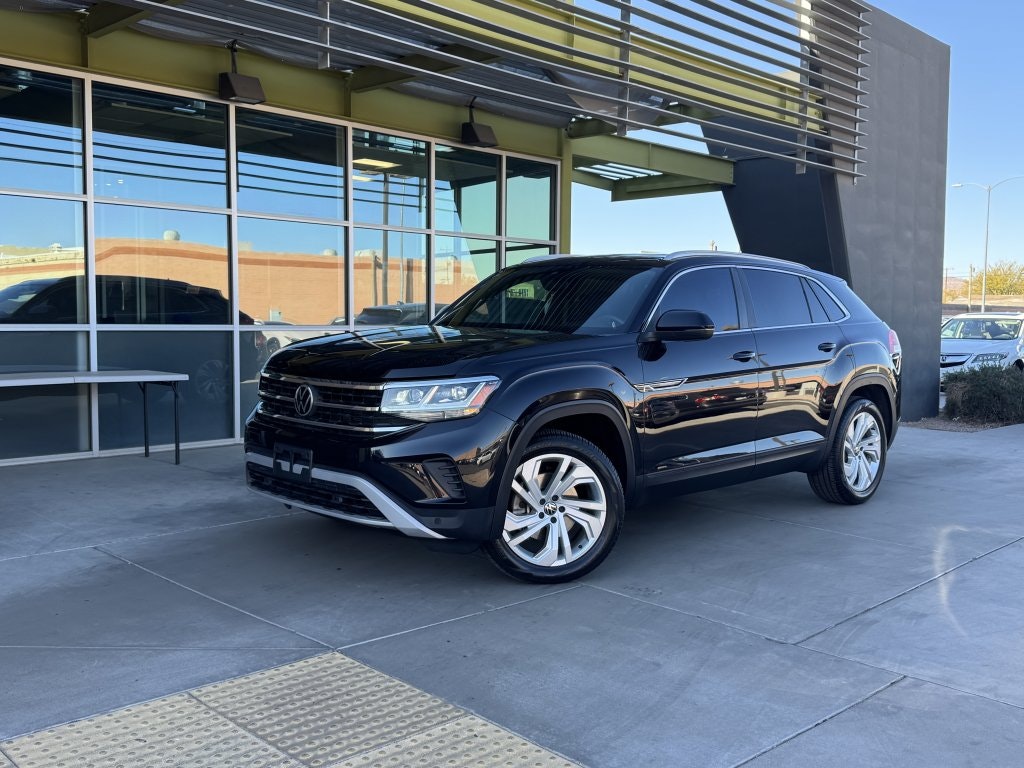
[[487, 399, 635, 540], [827, 372, 898, 447]]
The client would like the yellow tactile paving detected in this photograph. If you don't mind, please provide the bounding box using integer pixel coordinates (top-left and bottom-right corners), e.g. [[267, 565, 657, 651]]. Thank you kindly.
[[1, 653, 575, 768], [192, 653, 465, 767], [334, 715, 577, 767], [1, 694, 299, 768]]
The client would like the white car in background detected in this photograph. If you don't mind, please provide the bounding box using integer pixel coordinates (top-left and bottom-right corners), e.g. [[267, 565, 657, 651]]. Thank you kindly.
[[940, 312, 1024, 385]]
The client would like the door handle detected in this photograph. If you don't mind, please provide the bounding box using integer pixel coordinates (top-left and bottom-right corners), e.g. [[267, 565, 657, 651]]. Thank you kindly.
[[818, 342, 837, 353], [732, 350, 756, 362]]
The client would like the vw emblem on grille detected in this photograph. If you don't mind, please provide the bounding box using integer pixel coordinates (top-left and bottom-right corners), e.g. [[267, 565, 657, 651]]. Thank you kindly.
[[294, 384, 317, 417]]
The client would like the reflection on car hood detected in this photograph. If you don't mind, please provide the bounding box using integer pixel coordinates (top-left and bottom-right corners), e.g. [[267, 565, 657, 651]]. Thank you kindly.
[[940, 338, 1019, 356], [264, 325, 615, 381]]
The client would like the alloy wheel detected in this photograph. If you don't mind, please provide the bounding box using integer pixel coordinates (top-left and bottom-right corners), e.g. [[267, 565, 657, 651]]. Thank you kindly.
[[502, 452, 608, 567], [842, 411, 882, 493]]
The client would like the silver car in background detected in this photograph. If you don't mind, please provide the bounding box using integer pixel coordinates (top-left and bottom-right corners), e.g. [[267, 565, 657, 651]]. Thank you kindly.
[[940, 312, 1024, 386]]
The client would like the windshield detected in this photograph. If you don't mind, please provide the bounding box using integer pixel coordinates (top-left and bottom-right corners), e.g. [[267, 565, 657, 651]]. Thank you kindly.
[[941, 317, 1022, 340], [437, 263, 661, 333]]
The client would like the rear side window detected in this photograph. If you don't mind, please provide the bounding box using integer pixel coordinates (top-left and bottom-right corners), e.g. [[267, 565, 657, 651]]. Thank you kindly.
[[657, 267, 740, 331], [807, 279, 847, 321], [802, 279, 830, 324], [743, 269, 812, 328]]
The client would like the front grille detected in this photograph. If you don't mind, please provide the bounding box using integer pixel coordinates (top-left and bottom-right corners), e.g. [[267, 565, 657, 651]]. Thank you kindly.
[[940, 361, 965, 369], [247, 463, 386, 521], [257, 373, 409, 433]]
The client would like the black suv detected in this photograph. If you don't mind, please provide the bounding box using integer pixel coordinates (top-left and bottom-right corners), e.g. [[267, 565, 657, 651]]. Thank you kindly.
[[244, 253, 901, 582]]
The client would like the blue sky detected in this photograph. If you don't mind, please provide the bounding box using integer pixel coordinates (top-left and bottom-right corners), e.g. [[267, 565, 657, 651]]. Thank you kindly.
[[571, 0, 1024, 281]]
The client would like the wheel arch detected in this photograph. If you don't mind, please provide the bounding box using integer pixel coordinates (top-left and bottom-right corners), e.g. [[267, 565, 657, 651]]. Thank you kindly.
[[830, 374, 897, 447], [490, 400, 636, 540]]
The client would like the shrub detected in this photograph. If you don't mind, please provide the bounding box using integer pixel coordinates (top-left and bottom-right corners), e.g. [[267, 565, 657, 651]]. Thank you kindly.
[[944, 365, 1024, 424]]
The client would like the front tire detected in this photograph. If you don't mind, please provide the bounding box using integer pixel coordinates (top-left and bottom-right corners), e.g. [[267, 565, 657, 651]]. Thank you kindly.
[[808, 397, 887, 504], [484, 430, 624, 583]]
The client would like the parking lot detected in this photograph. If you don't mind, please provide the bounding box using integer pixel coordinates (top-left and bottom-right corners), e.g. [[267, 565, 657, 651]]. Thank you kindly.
[[2, 423, 1024, 767]]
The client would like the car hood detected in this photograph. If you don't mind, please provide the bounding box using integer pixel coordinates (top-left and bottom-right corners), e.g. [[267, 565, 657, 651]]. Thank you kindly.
[[940, 338, 1018, 356], [264, 325, 615, 381]]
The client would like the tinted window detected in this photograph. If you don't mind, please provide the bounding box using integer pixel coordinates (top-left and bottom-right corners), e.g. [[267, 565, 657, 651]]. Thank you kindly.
[[92, 83, 227, 208], [0, 66, 83, 194], [808, 280, 846, 321], [744, 269, 812, 327], [435, 146, 498, 235], [236, 109, 345, 219], [658, 267, 739, 331], [506, 158, 555, 240], [0, 196, 86, 324], [442, 264, 659, 333], [351, 130, 428, 228], [802, 279, 830, 324]]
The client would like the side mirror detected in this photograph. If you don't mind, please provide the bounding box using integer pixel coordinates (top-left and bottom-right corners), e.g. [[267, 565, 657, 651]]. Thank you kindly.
[[639, 310, 715, 343]]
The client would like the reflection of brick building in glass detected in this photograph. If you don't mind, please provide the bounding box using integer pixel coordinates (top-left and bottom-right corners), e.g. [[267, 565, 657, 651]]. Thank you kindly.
[[1, 239, 479, 326], [0, 247, 85, 291]]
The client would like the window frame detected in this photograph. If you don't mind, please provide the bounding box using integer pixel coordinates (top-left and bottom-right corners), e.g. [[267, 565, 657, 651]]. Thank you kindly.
[[738, 266, 851, 330], [646, 265, 748, 334]]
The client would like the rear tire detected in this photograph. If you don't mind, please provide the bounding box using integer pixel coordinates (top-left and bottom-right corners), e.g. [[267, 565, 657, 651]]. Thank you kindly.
[[808, 397, 887, 505], [484, 430, 624, 583]]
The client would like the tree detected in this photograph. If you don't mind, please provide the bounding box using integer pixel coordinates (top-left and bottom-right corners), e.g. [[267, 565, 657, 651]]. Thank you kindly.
[[980, 260, 1024, 295]]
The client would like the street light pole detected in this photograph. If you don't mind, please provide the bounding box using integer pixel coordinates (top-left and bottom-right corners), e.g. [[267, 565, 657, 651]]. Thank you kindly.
[[982, 184, 991, 311], [953, 175, 1024, 311]]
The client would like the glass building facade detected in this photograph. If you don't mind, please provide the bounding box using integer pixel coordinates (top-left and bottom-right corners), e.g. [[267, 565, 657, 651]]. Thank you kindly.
[[0, 64, 558, 462]]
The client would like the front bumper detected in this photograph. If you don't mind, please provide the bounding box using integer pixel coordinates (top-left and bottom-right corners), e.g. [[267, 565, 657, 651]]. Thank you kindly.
[[246, 452, 447, 538], [244, 409, 516, 542]]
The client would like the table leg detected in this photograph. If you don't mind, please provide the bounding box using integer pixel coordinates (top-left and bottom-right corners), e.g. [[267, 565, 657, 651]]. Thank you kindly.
[[141, 382, 150, 458], [172, 382, 180, 465]]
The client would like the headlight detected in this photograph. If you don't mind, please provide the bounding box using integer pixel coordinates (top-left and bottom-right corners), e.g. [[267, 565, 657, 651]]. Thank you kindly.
[[381, 376, 500, 421], [971, 352, 1007, 364]]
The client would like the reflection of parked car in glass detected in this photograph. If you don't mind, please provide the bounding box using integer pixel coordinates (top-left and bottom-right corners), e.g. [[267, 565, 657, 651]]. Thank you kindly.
[[939, 312, 1024, 386], [353, 302, 447, 326], [0, 275, 260, 403]]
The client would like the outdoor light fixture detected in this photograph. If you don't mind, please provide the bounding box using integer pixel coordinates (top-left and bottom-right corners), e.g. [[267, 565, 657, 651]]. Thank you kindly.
[[352, 158, 400, 169], [218, 40, 266, 104], [461, 97, 498, 148]]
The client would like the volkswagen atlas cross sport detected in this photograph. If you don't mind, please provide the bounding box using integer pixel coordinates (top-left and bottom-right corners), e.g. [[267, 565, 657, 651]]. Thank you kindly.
[[244, 252, 902, 583]]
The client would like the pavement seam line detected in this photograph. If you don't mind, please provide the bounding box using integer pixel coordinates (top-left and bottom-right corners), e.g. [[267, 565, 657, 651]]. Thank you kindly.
[[338, 584, 582, 650], [186, 654, 473, 765], [318, 714, 475, 766], [0, 650, 329, 741], [0, 744, 15, 767], [582, 583, 786, 642], [0, 511, 302, 564], [728, 675, 907, 767], [894, 675, 1024, 711], [95, 545, 332, 649], [0, 645, 332, 651], [794, 534, 1024, 645], [723, 508, 940, 552], [182, 689, 312, 764], [791, 653, 1024, 713]]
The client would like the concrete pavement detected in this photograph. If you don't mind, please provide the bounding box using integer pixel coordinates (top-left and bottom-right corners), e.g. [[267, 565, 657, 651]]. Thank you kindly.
[[1, 424, 1023, 766]]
